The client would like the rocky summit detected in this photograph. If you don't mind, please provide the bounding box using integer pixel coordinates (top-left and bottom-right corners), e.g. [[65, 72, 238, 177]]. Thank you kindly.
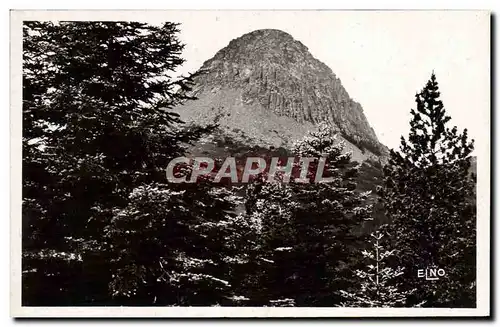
[[175, 29, 388, 162]]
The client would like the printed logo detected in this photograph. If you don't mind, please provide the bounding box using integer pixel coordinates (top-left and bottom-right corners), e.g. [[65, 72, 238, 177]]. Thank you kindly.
[[417, 267, 446, 281]]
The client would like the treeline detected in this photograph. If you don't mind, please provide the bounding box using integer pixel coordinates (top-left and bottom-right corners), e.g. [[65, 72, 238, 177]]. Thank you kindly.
[[22, 21, 476, 307]]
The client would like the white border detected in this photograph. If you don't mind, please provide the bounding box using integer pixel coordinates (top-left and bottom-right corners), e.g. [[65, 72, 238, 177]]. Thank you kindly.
[[11, 307, 491, 318], [9, 10, 491, 318]]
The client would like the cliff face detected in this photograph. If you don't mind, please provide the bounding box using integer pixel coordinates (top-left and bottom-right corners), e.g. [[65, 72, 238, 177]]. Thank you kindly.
[[176, 29, 387, 161]]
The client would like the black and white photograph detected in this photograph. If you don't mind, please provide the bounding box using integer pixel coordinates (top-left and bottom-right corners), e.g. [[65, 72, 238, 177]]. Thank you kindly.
[[10, 10, 491, 317]]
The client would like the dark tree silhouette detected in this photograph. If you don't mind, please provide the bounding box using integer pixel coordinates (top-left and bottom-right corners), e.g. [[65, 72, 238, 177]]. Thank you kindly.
[[244, 123, 373, 306], [379, 73, 476, 307], [22, 21, 212, 305]]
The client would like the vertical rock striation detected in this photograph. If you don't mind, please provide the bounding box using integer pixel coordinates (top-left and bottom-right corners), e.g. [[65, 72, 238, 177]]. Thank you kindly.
[[178, 29, 387, 159]]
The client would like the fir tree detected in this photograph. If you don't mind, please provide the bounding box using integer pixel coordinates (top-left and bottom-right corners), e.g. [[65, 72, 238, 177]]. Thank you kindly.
[[245, 123, 373, 306], [379, 73, 476, 307], [243, 179, 299, 306], [339, 228, 416, 307], [105, 177, 252, 306], [22, 21, 210, 304]]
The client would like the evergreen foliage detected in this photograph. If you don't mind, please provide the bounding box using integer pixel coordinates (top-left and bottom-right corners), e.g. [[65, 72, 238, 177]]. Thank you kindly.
[[106, 180, 252, 305], [22, 21, 477, 308], [22, 21, 216, 305], [379, 74, 476, 307], [339, 228, 416, 307], [244, 123, 373, 306]]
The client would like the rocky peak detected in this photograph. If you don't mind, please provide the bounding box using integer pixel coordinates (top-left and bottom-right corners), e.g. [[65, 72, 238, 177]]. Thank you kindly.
[[180, 29, 387, 158], [210, 29, 310, 64]]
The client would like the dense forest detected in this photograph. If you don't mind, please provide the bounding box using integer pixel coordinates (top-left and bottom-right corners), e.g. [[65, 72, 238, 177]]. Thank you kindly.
[[22, 21, 476, 307]]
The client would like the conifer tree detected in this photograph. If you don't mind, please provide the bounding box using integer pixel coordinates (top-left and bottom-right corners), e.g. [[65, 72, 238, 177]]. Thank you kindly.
[[339, 228, 416, 307], [22, 21, 210, 304], [243, 179, 299, 306], [379, 73, 476, 307], [105, 177, 252, 306], [245, 123, 373, 306]]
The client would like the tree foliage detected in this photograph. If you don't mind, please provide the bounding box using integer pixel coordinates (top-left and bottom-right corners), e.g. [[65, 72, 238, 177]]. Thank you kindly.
[[22, 21, 477, 308], [379, 73, 476, 307], [106, 180, 254, 305], [244, 123, 373, 306], [339, 228, 416, 307], [22, 21, 212, 305]]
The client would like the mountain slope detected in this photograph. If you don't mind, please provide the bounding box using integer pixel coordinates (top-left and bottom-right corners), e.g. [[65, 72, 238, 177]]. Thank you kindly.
[[175, 29, 388, 162]]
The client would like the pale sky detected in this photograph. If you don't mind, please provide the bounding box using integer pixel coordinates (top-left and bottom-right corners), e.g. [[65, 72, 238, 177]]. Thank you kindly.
[[53, 10, 481, 152], [143, 11, 489, 152], [25, 10, 487, 151]]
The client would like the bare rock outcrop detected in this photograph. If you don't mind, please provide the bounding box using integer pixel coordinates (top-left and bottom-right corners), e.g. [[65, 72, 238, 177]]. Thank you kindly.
[[176, 29, 388, 160]]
